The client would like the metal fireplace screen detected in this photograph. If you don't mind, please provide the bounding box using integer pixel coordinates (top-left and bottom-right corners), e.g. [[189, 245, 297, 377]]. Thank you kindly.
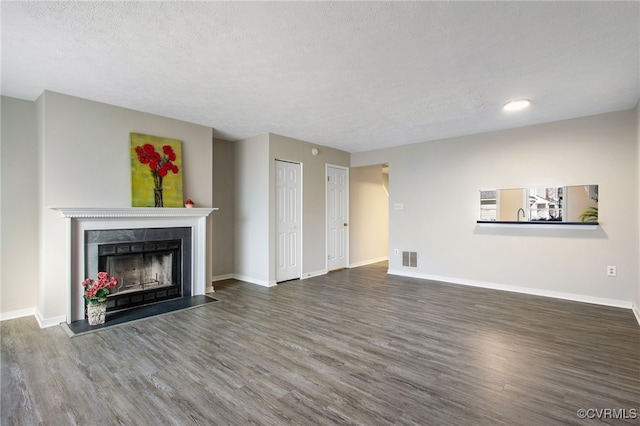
[[98, 240, 182, 311]]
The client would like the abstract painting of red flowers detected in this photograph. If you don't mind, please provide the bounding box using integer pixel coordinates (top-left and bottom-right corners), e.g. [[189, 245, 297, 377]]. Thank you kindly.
[[130, 133, 183, 207]]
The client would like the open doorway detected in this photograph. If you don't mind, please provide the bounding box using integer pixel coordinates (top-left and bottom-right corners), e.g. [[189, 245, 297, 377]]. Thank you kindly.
[[348, 164, 389, 268]]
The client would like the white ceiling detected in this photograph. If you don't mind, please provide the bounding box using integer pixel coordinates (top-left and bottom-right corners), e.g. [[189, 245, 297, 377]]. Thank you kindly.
[[2, 1, 639, 153]]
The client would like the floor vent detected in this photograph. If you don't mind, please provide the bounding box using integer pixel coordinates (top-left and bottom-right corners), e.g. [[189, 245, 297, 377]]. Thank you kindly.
[[402, 251, 417, 267]]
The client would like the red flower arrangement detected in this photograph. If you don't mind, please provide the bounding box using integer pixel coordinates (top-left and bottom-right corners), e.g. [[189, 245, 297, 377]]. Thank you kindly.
[[82, 272, 119, 305], [134, 143, 179, 207]]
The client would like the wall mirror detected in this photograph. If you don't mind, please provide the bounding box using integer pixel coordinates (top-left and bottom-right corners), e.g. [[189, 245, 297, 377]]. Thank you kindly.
[[479, 185, 598, 224]]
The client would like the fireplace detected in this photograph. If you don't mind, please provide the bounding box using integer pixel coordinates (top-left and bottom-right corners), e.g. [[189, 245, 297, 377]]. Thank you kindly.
[[101, 240, 181, 309], [54, 207, 216, 323], [85, 227, 191, 313], [84, 227, 198, 312]]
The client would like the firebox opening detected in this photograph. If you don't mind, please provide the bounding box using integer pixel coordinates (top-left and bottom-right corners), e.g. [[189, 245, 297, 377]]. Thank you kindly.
[[98, 239, 182, 312]]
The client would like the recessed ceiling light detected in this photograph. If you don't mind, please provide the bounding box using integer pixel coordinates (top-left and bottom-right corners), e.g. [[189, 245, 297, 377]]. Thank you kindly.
[[503, 99, 531, 111]]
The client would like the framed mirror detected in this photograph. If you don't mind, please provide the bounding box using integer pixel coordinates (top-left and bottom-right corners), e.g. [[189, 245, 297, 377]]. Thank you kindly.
[[479, 185, 598, 224]]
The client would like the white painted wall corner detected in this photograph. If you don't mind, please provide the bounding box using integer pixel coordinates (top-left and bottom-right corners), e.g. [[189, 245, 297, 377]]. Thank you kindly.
[[34, 309, 66, 329], [632, 302, 640, 327], [211, 274, 234, 282], [233, 274, 276, 287]]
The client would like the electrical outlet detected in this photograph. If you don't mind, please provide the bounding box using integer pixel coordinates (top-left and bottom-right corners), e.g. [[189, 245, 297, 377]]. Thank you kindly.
[[394, 203, 404, 210], [393, 249, 399, 255], [607, 266, 617, 277]]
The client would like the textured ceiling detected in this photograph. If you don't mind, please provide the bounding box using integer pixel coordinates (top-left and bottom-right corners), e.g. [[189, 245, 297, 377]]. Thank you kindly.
[[2, 1, 639, 153]]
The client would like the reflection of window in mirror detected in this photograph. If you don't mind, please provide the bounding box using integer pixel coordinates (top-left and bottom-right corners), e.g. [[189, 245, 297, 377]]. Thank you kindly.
[[528, 187, 563, 221], [480, 190, 497, 221]]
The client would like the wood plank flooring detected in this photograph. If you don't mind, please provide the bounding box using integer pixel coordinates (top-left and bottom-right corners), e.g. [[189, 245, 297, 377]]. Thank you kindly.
[[2, 262, 639, 425]]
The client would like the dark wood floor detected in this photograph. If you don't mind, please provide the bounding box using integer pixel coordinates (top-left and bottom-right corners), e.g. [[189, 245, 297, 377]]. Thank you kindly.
[[2, 262, 639, 425]]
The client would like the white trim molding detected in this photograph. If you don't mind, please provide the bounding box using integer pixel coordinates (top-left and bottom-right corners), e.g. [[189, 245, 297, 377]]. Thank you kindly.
[[233, 274, 276, 287], [211, 274, 234, 282], [35, 309, 66, 329], [632, 302, 640, 327], [55, 207, 217, 218], [0, 307, 36, 322], [388, 269, 633, 310]]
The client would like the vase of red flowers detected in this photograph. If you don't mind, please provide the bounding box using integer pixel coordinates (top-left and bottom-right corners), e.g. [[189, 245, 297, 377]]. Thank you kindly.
[[134, 143, 179, 207], [82, 272, 119, 325]]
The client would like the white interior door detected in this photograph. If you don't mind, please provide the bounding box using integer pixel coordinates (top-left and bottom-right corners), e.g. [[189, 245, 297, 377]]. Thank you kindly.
[[327, 165, 348, 271], [276, 160, 302, 282]]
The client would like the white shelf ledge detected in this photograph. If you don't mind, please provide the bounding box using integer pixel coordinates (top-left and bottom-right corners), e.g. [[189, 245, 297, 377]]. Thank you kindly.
[[53, 207, 217, 218]]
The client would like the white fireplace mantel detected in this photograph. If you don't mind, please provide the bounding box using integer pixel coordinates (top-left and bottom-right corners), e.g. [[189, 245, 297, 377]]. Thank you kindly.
[[52, 207, 217, 323], [56, 207, 217, 218]]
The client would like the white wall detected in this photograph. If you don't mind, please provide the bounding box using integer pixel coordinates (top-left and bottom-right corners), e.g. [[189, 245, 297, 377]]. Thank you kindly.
[[269, 133, 350, 280], [349, 165, 389, 267], [636, 104, 640, 322], [0, 97, 39, 319], [0, 91, 214, 325], [353, 109, 638, 307], [233, 134, 271, 285]]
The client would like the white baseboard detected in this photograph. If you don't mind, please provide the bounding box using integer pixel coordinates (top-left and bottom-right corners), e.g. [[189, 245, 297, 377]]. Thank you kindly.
[[211, 274, 234, 282], [34, 309, 66, 329], [349, 256, 388, 269], [387, 269, 633, 310], [301, 269, 327, 280], [0, 307, 35, 322], [632, 302, 640, 326], [218, 270, 328, 283], [233, 274, 276, 287]]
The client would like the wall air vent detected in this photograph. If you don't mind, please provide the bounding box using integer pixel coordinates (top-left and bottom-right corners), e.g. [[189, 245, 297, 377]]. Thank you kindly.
[[402, 251, 417, 267]]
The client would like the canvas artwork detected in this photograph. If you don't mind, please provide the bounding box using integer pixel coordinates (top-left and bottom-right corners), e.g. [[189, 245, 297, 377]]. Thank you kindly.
[[130, 133, 184, 207]]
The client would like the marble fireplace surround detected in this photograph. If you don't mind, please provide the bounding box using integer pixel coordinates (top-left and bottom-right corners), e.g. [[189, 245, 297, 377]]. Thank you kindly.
[[55, 207, 216, 323]]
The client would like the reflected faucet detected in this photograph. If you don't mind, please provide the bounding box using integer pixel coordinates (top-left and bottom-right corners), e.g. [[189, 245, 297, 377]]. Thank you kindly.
[[517, 208, 526, 222]]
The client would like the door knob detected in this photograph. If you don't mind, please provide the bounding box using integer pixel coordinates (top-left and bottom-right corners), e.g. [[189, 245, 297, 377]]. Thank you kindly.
[[343, 223, 348, 226]]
